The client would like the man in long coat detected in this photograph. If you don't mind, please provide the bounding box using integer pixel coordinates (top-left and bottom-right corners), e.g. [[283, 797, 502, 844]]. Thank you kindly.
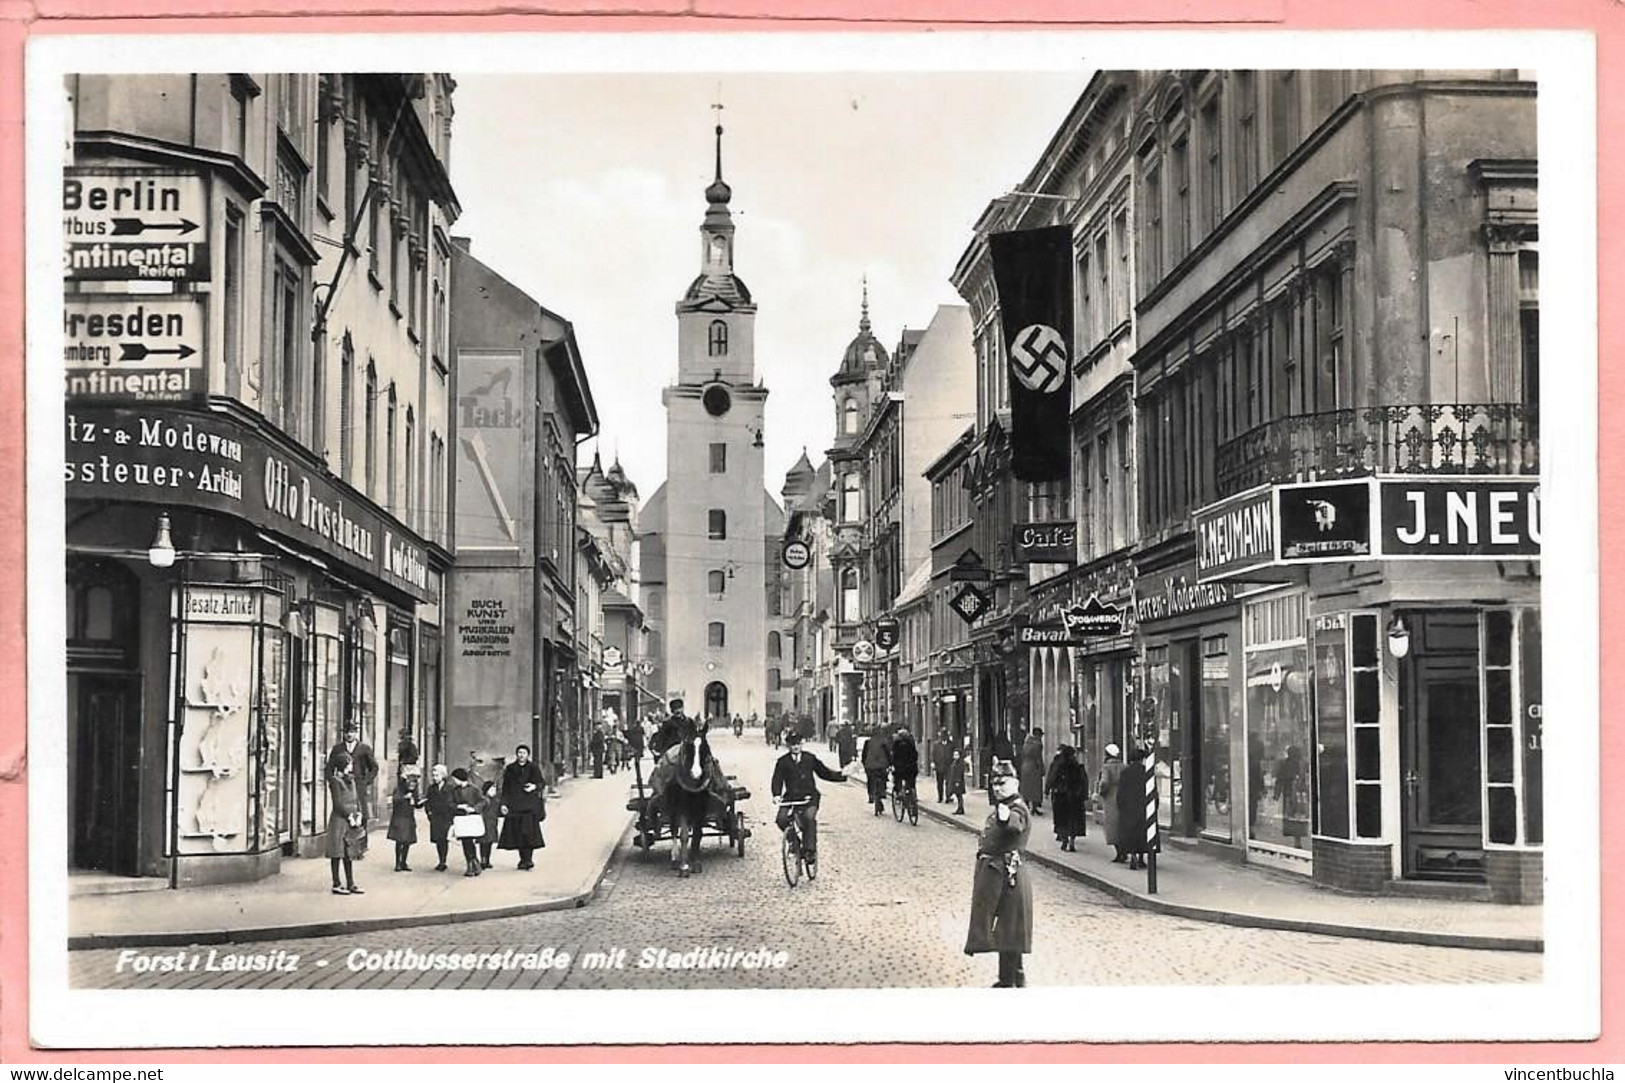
[[1115, 746, 1154, 870], [932, 731, 955, 804], [1019, 728, 1046, 813], [498, 744, 547, 870], [964, 761, 1033, 988], [861, 729, 892, 815]]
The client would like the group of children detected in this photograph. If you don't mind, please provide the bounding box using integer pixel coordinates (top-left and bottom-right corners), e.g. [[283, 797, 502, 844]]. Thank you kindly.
[[385, 756, 502, 878]]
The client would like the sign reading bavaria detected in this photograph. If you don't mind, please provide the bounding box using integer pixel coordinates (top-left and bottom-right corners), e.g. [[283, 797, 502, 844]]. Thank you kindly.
[[64, 171, 209, 281], [1012, 521, 1076, 564], [1378, 479, 1541, 558]]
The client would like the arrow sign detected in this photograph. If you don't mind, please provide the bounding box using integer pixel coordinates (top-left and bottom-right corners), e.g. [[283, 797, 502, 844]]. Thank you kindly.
[[110, 217, 200, 236], [119, 343, 196, 362]]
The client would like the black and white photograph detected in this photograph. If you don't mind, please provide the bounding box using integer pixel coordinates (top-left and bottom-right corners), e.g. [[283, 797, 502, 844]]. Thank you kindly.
[[25, 30, 1598, 1048]]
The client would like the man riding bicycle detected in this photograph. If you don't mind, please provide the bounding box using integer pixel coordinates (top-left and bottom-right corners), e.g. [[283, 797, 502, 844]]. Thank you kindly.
[[770, 730, 846, 864], [890, 726, 920, 811]]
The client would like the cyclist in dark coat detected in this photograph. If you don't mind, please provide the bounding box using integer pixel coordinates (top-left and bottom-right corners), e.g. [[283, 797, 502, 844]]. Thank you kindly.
[[890, 728, 920, 808], [770, 731, 846, 864]]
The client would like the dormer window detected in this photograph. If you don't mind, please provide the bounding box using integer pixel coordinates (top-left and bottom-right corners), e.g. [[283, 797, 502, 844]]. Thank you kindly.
[[708, 320, 729, 357]]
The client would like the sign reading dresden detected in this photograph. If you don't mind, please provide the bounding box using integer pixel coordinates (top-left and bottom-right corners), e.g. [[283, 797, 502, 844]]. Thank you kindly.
[[1195, 487, 1276, 581], [64, 171, 209, 281], [63, 296, 205, 402]]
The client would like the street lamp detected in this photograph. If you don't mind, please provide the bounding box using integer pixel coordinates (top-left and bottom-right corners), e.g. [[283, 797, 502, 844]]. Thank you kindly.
[[1387, 615, 1411, 659], [147, 513, 176, 568]]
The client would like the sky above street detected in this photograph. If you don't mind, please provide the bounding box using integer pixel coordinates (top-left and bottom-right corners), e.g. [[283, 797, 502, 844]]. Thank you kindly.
[[447, 70, 1085, 502]]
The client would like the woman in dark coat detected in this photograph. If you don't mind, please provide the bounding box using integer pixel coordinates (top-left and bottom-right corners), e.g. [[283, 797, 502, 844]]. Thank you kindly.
[[386, 774, 420, 871], [1045, 745, 1088, 851], [499, 743, 547, 870], [423, 764, 456, 871], [325, 751, 367, 895], [1115, 747, 1154, 870], [450, 767, 487, 877], [1098, 743, 1126, 862], [1019, 730, 1046, 813], [964, 762, 1033, 988]]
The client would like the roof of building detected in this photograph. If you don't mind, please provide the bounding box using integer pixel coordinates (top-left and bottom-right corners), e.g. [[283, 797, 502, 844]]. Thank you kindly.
[[836, 277, 889, 378], [894, 556, 934, 608]]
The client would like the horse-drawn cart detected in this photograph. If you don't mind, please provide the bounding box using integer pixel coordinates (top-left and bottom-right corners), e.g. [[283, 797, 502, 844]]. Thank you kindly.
[[625, 747, 751, 869]]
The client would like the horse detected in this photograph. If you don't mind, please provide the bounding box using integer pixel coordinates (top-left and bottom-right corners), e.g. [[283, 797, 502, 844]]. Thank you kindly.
[[659, 728, 716, 877]]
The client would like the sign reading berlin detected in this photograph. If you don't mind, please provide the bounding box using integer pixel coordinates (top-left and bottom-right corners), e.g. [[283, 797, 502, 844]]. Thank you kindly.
[[64, 171, 209, 281]]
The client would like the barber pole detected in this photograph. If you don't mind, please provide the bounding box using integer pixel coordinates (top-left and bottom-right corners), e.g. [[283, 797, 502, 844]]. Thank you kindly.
[[1145, 759, 1160, 894]]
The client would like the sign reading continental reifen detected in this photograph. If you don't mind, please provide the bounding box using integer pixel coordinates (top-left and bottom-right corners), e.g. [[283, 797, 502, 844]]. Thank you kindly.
[[64, 171, 209, 281], [1195, 487, 1276, 581], [1378, 478, 1541, 558], [64, 296, 205, 402], [65, 406, 431, 601]]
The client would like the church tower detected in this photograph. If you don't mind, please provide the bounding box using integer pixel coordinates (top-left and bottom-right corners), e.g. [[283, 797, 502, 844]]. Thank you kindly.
[[657, 113, 770, 723]]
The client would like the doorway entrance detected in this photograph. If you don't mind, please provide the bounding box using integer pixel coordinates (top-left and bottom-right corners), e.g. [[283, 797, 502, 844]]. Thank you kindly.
[[703, 680, 729, 723], [1400, 610, 1486, 881], [70, 673, 143, 875]]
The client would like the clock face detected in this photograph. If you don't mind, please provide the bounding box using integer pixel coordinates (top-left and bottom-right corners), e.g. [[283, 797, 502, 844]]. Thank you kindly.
[[703, 384, 732, 417]]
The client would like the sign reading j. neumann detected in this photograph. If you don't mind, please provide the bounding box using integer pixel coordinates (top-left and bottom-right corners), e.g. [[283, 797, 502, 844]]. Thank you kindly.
[[1196, 490, 1275, 579]]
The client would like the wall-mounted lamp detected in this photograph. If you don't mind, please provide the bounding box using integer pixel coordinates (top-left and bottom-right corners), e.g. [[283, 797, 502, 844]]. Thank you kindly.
[[353, 604, 377, 641], [751, 428, 765, 449], [147, 513, 176, 568], [1387, 615, 1411, 659]]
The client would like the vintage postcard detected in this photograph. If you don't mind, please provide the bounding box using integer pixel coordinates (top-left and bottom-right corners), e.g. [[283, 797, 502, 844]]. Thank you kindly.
[[22, 27, 1599, 1049]]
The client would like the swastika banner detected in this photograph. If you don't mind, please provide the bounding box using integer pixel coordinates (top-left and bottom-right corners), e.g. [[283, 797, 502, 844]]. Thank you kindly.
[[989, 225, 1073, 482]]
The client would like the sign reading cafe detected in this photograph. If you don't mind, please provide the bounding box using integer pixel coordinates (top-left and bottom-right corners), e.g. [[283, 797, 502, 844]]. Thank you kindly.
[[65, 406, 432, 602]]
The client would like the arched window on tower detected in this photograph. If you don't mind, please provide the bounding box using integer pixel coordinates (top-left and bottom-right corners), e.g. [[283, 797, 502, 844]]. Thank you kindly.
[[768, 631, 781, 659], [841, 398, 859, 435], [708, 320, 729, 357], [841, 471, 862, 522]]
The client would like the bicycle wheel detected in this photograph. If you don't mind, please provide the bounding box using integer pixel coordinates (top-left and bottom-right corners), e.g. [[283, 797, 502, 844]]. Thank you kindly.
[[782, 827, 801, 887], [892, 788, 905, 822]]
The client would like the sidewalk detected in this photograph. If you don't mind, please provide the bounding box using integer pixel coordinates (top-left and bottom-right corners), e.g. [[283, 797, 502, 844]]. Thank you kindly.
[[68, 771, 636, 950], [918, 797, 1542, 953]]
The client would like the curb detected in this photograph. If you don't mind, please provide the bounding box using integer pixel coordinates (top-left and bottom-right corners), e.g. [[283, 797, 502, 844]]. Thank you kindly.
[[68, 816, 635, 951], [917, 804, 1542, 954]]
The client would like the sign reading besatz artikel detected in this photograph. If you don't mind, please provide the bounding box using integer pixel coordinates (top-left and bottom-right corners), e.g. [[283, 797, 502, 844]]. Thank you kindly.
[[64, 171, 209, 281]]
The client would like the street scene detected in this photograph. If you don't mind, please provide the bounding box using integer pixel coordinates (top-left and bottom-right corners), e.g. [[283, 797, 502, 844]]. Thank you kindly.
[[52, 59, 1549, 1016]]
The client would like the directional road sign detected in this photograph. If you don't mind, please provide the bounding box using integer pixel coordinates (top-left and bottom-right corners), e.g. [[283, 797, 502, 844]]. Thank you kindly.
[[63, 296, 205, 402], [64, 171, 209, 281]]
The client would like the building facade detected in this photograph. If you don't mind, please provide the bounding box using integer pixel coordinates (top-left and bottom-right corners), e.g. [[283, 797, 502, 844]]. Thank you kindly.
[[65, 73, 458, 885], [446, 240, 597, 788], [1125, 70, 1540, 898]]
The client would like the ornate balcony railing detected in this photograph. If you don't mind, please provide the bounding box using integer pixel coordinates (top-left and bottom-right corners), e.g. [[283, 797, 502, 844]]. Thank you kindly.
[[1215, 403, 1539, 498]]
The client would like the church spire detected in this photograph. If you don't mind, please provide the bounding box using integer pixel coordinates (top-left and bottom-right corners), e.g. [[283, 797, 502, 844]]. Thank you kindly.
[[859, 275, 871, 333], [705, 99, 732, 208]]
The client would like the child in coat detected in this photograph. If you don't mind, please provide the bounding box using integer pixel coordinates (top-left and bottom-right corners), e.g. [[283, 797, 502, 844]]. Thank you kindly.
[[386, 775, 421, 871], [949, 746, 969, 815], [479, 779, 500, 869]]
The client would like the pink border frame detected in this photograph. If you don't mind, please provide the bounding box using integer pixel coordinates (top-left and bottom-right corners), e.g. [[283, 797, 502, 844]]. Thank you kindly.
[[1, 0, 1617, 1064]]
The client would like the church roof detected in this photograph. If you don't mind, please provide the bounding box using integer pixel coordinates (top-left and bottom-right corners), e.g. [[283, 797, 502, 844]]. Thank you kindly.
[[582, 453, 617, 504], [606, 457, 638, 498], [786, 448, 815, 482], [680, 272, 753, 310], [836, 277, 888, 378]]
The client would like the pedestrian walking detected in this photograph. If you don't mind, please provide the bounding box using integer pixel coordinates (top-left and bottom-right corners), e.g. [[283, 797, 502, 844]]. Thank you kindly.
[[498, 743, 547, 870], [1098, 743, 1126, 863], [1020, 728, 1045, 814], [450, 767, 487, 877], [590, 725, 606, 779], [423, 763, 455, 871], [1044, 745, 1087, 852], [932, 730, 954, 804], [326, 750, 367, 896], [862, 729, 892, 815], [1115, 746, 1154, 870], [948, 744, 969, 815], [964, 762, 1033, 988], [837, 723, 856, 769], [386, 774, 420, 871], [479, 779, 500, 869]]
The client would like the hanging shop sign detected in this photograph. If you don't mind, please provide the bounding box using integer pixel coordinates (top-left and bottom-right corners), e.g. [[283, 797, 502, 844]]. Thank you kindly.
[[1195, 486, 1276, 582], [63, 171, 209, 281], [63, 295, 206, 402], [1017, 595, 1126, 646], [1277, 479, 1373, 561], [949, 583, 992, 625], [851, 640, 877, 664], [1011, 521, 1076, 564], [1134, 561, 1234, 625], [949, 548, 992, 582], [1377, 478, 1541, 558], [782, 539, 811, 570], [64, 406, 432, 602], [874, 619, 901, 652]]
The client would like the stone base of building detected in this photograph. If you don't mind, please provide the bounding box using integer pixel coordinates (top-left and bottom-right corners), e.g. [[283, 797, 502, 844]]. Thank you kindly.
[[1485, 849, 1544, 904], [1312, 837, 1394, 894], [174, 846, 281, 888]]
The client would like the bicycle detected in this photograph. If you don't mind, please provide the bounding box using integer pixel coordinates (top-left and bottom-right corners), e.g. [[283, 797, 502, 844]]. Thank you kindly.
[[890, 775, 919, 826], [776, 797, 817, 887]]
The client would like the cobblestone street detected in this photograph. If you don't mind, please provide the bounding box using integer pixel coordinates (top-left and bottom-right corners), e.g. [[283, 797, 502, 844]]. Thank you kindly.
[[69, 735, 1541, 991]]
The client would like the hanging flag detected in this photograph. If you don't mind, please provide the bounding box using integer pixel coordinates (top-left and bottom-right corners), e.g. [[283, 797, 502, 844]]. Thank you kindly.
[[989, 225, 1073, 482]]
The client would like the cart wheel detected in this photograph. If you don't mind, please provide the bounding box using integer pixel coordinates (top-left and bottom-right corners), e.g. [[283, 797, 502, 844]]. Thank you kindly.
[[735, 814, 747, 857]]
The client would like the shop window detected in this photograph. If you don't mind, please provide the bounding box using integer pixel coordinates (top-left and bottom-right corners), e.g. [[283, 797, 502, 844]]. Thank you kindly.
[[1201, 634, 1234, 842], [1243, 591, 1311, 853], [1351, 613, 1383, 838], [1521, 609, 1543, 845], [1484, 609, 1518, 845], [1311, 616, 1350, 840]]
